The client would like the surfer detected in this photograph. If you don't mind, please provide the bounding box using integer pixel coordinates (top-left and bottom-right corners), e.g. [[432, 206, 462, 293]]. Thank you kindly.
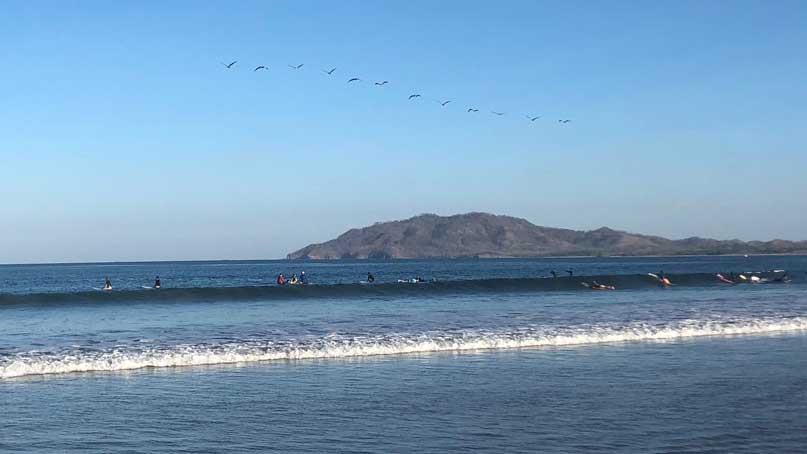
[[103, 277, 112, 291], [154, 276, 161, 289], [300, 271, 307, 285], [289, 274, 299, 285], [277, 274, 286, 286], [550, 270, 557, 278], [367, 272, 375, 283], [566, 269, 573, 277], [716, 273, 735, 284], [648, 272, 672, 287], [773, 272, 791, 283], [583, 281, 615, 290]]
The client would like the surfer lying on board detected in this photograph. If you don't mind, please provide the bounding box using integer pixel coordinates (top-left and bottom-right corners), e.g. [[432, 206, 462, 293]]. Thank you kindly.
[[581, 281, 615, 290], [398, 277, 426, 284], [773, 273, 791, 283], [716, 273, 735, 284]]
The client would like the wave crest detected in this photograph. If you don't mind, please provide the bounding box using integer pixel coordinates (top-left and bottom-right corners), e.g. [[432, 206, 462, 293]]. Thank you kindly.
[[3, 317, 806, 379]]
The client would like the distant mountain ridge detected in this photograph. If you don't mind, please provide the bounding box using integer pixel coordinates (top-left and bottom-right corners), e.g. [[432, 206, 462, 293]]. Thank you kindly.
[[286, 213, 807, 259]]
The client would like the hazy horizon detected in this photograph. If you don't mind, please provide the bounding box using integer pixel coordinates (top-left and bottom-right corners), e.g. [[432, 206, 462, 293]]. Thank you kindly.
[[2, 210, 806, 265], [3, 1, 805, 263]]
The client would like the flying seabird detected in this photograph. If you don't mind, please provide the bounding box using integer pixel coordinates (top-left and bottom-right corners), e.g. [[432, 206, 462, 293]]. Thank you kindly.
[[222, 61, 237, 69], [526, 115, 541, 122], [288, 64, 304, 70], [347, 77, 361, 83], [374, 81, 389, 86], [467, 108, 479, 112], [408, 94, 421, 100], [254, 65, 267, 71], [440, 100, 451, 107], [491, 111, 505, 116], [323, 67, 337, 75], [558, 119, 572, 123]]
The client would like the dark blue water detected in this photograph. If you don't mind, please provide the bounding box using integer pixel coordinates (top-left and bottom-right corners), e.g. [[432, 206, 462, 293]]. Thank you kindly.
[[2, 257, 806, 452]]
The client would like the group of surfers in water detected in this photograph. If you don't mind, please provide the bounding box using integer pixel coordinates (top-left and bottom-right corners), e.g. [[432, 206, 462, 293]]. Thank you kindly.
[[99, 269, 789, 291], [101, 276, 160, 291], [276, 271, 308, 286], [579, 269, 790, 291]]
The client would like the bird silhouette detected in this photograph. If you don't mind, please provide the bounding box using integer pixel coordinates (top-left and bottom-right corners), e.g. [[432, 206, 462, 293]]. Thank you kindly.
[[222, 61, 237, 69], [467, 108, 479, 113], [288, 64, 304, 70], [558, 119, 572, 123], [254, 65, 267, 71], [408, 94, 421, 100], [491, 111, 505, 116], [440, 100, 451, 107], [374, 81, 389, 86], [526, 115, 541, 122], [323, 67, 337, 75], [347, 77, 361, 83]]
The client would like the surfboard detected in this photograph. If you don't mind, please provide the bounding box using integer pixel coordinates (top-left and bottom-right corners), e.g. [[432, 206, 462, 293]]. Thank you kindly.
[[716, 274, 734, 284], [647, 273, 660, 280], [93, 287, 112, 292]]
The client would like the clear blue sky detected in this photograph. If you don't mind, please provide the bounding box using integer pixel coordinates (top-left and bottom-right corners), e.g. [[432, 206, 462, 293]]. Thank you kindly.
[[2, 0, 806, 263]]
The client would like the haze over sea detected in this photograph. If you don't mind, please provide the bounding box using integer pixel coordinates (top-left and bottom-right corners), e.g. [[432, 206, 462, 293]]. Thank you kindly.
[[2, 256, 807, 452]]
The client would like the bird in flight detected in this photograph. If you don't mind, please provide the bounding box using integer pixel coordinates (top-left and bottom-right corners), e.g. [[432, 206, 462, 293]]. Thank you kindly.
[[323, 67, 337, 75], [288, 64, 304, 70], [491, 111, 505, 116], [558, 119, 572, 123], [222, 61, 237, 69], [526, 115, 541, 122], [408, 94, 421, 100], [440, 100, 451, 107], [347, 77, 361, 83], [374, 81, 388, 86], [467, 108, 479, 113], [254, 65, 267, 72]]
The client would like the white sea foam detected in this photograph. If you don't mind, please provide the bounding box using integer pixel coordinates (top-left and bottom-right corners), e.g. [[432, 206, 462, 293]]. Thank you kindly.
[[3, 317, 807, 379]]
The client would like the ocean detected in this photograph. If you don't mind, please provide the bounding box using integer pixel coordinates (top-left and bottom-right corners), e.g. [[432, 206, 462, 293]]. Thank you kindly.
[[2, 256, 806, 452]]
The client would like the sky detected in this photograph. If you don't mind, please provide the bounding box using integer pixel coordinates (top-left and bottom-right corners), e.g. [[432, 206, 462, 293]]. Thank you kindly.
[[1, 0, 806, 263]]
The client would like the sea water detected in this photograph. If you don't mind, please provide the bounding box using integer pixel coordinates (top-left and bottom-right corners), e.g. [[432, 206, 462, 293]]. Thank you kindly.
[[1, 256, 806, 452]]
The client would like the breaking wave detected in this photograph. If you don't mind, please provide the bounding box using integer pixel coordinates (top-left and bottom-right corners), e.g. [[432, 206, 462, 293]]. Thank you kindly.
[[3, 316, 806, 379]]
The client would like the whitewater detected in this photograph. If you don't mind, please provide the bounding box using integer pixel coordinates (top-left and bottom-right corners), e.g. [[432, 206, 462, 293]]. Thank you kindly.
[[3, 316, 807, 379]]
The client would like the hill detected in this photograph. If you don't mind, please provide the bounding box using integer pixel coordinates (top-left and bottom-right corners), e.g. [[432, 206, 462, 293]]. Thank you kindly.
[[286, 213, 807, 259]]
